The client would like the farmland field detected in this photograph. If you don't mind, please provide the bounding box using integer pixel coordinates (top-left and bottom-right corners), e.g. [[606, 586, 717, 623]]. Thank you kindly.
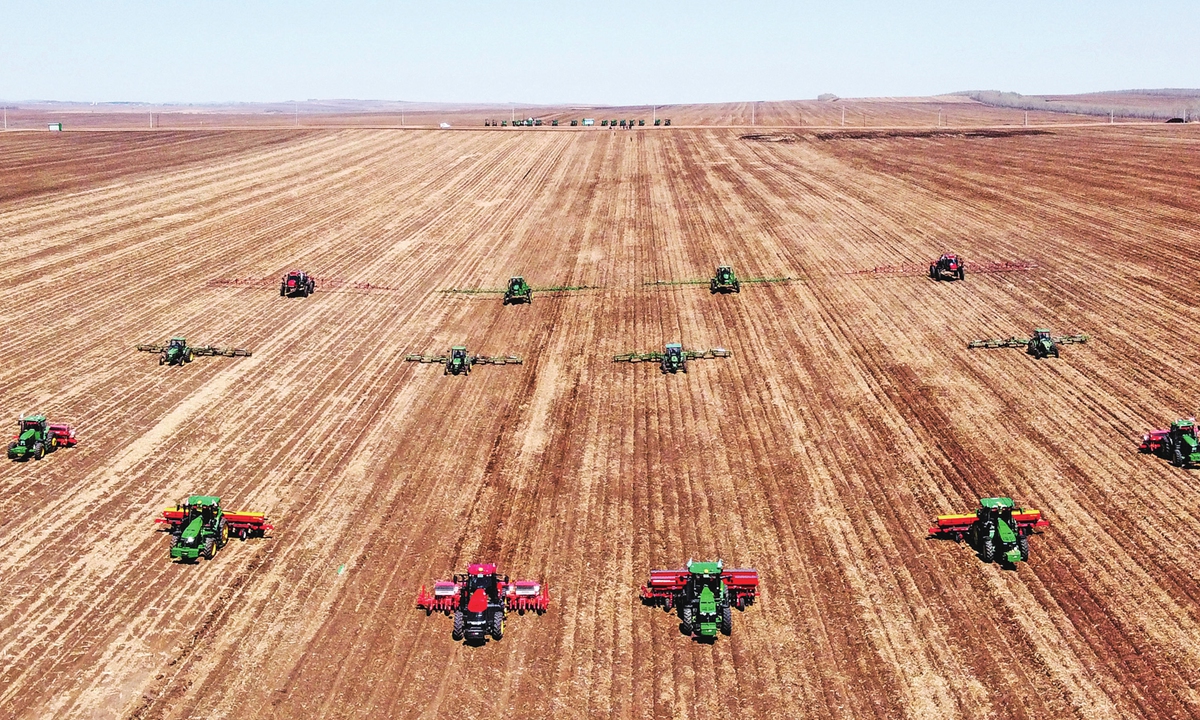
[[1, 116, 1199, 719]]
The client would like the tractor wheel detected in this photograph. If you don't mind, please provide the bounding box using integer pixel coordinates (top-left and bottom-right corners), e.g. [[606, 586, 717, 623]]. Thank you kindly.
[[733, 282, 740, 293], [32, 443, 44, 461], [680, 607, 694, 636], [958, 268, 965, 281], [929, 265, 936, 279], [1018, 534, 1030, 561], [710, 281, 717, 294], [185, 350, 194, 363], [491, 610, 504, 641], [307, 281, 315, 294], [981, 535, 995, 563], [1050, 346, 1059, 358], [452, 611, 465, 641], [203, 537, 215, 560], [280, 285, 286, 297], [1173, 441, 1185, 467], [720, 604, 732, 636], [216, 519, 229, 549], [159, 355, 166, 365]]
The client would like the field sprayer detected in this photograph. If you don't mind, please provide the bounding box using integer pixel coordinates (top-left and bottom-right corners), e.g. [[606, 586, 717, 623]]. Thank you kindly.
[[929, 497, 1048, 565], [639, 560, 759, 640], [416, 563, 548, 642]]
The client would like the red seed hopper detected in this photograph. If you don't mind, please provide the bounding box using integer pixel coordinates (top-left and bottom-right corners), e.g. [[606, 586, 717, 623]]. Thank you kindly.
[[47, 424, 78, 447]]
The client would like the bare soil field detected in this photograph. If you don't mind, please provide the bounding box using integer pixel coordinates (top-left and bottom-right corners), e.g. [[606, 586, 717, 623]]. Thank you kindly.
[[1, 120, 1199, 720]]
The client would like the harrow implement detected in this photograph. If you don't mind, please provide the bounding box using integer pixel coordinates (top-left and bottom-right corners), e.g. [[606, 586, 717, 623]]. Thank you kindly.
[[612, 348, 731, 362], [136, 343, 252, 356], [405, 346, 523, 376], [416, 563, 548, 643], [967, 333, 1087, 351], [848, 259, 1036, 278]]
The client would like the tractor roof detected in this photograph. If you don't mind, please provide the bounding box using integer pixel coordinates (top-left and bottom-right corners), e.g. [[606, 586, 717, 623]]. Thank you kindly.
[[1034, 328, 1051, 334], [1174, 418, 1197, 429], [468, 563, 497, 575], [22, 414, 47, 423], [665, 343, 683, 350], [171, 336, 186, 342], [717, 265, 732, 271], [687, 560, 723, 575], [186, 495, 221, 507], [451, 345, 467, 352], [510, 276, 524, 282], [979, 497, 1015, 509]]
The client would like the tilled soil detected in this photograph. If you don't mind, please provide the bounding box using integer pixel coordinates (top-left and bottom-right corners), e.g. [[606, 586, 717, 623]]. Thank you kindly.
[[1, 124, 1199, 720]]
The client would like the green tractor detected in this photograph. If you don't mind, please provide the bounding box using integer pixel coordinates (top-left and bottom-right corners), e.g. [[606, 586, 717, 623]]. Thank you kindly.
[[1026, 329, 1060, 359], [503, 276, 532, 305], [159, 337, 195, 365], [970, 498, 1033, 564], [661, 343, 687, 374], [709, 265, 741, 294], [167, 496, 229, 563], [7, 414, 77, 461], [1140, 418, 1200, 468], [445, 346, 471, 375], [639, 561, 760, 641]]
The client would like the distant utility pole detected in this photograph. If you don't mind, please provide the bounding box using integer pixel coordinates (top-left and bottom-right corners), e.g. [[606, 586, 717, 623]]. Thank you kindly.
[[3, 107, 6, 130], [295, 102, 299, 126], [938, 109, 942, 127], [751, 103, 755, 126], [150, 111, 153, 129], [1024, 111, 1028, 127], [841, 107, 845, 126]]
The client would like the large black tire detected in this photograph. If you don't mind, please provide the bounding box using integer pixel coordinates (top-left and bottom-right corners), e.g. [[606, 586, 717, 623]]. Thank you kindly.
[[720, 604, 732, 636], [216, 518, 228, 549], [733, 282, 740, 293], [680, 607, 694, 636], [710, 281, 717, 294], [159, 354, 167, 365], [32, 443, 44, 461], [203, 537, 215, 560], [452, 611, 465, 641], [307, 280, 315, 295], [280, 284, 286, 297], [185, 350, 194, 363], [1050, 346, 1060, 358], [929, 265, 937, 280], [1018, 534, 1030, 561], [957, 268, 965, 281], [981, 535, 995, 563], [491, 610, 504, 641], [1173, 440, 1185, 467]]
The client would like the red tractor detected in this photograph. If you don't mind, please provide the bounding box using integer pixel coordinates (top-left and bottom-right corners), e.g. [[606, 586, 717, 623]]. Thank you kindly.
[[416, 563, 548, 642], [280, 270, 315, 297], [929, 253, 965, 281]]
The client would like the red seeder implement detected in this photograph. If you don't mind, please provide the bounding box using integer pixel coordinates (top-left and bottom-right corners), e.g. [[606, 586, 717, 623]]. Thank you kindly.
[[639, 567, 760, 610], [847, 259, 1036, 277], [47, 424, 77, 447], [156, 506, 273, 540], [928, 509, 1048, 541], [416, 563, 549, 615]]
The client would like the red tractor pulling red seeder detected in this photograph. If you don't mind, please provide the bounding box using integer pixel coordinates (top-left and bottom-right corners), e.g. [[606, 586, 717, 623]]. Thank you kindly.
[[416, 563, 548, 642]]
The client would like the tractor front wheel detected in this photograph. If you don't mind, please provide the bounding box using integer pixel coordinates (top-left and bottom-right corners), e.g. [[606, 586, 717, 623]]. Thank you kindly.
[[32, 443, 45, 460], [452, 611, 465, 641], [203, 537, 215, 560], [680, 607, 694, 636], [981, 535, 995, 563], [957, 268, 965, 281], [720, 604, 732, 636]]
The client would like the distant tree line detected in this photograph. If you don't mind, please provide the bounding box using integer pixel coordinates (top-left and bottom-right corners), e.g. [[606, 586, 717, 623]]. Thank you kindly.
[[958, 90, 1200, 121]]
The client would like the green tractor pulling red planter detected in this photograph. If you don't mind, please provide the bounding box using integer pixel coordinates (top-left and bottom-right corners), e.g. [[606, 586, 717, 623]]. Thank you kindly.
[[640, 560, 759, 641], [7, 414, 77, 461], [155, 495, 273, 563], [416, 563, 548, 643], [1140, 418, 1200, 468]]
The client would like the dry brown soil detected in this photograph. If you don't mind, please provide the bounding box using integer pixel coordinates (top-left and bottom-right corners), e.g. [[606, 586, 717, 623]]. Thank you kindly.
[[1, 119, 1199, 719]]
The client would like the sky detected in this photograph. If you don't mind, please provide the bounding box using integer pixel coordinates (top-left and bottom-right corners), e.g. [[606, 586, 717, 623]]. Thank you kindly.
[[1, 0, 1197, 104]]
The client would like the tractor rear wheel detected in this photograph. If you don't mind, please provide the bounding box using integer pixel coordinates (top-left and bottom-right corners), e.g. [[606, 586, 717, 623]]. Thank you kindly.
[[216, 519, 228, 549], [1173, 441, 1185, 467], [280, 285, 286, 297], [720, 604, 732, 635], [452, 611, 465, 641], [1018, 534, 1030, 561], [491, 610, 504, 641], [957, 268, 965, 281], [681, 607, 694, 636]]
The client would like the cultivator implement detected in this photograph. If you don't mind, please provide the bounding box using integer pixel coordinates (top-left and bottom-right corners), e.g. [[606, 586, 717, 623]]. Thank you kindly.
[[440, 284, 602, 295], [612, 348, 731, 362], [208, 277, 404, 293], [404, 345, 523, 376], [645, 276, 797, 288], [966, 334, 1088, 349], [416, 563, 548, 643], [137, 337, 252, 364], [639, 561, 758, 640], [929, 497, 1048, 565]]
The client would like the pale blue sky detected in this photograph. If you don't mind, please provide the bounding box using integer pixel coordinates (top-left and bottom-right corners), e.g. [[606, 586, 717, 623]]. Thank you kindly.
[[1, 1, 1196, 104]]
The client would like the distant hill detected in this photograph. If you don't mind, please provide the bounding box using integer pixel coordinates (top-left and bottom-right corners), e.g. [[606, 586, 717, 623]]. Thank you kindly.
[[960, 89, 1200, 120]]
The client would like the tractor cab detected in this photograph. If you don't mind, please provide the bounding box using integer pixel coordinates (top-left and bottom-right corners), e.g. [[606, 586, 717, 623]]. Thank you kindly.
[[975, 497, 1026, 564], [661, 343, 687, 374], [716, 266, 733, 284], [1027, 329, 1059, 359], [930, 253, 965, 281], [459, 563, 506, 641], [1033, 329, 1052, 341], [169, 337, 186, 349], [710, 265, 741, 293], [508, 277, 525, 293], [19, 416, 48, 433], [445, 346, 471, 375], [503, 276, 532, 304], [281, 270, 315, 297], [1169, 419, 1200, 467], [939, 254, 959, 268]]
